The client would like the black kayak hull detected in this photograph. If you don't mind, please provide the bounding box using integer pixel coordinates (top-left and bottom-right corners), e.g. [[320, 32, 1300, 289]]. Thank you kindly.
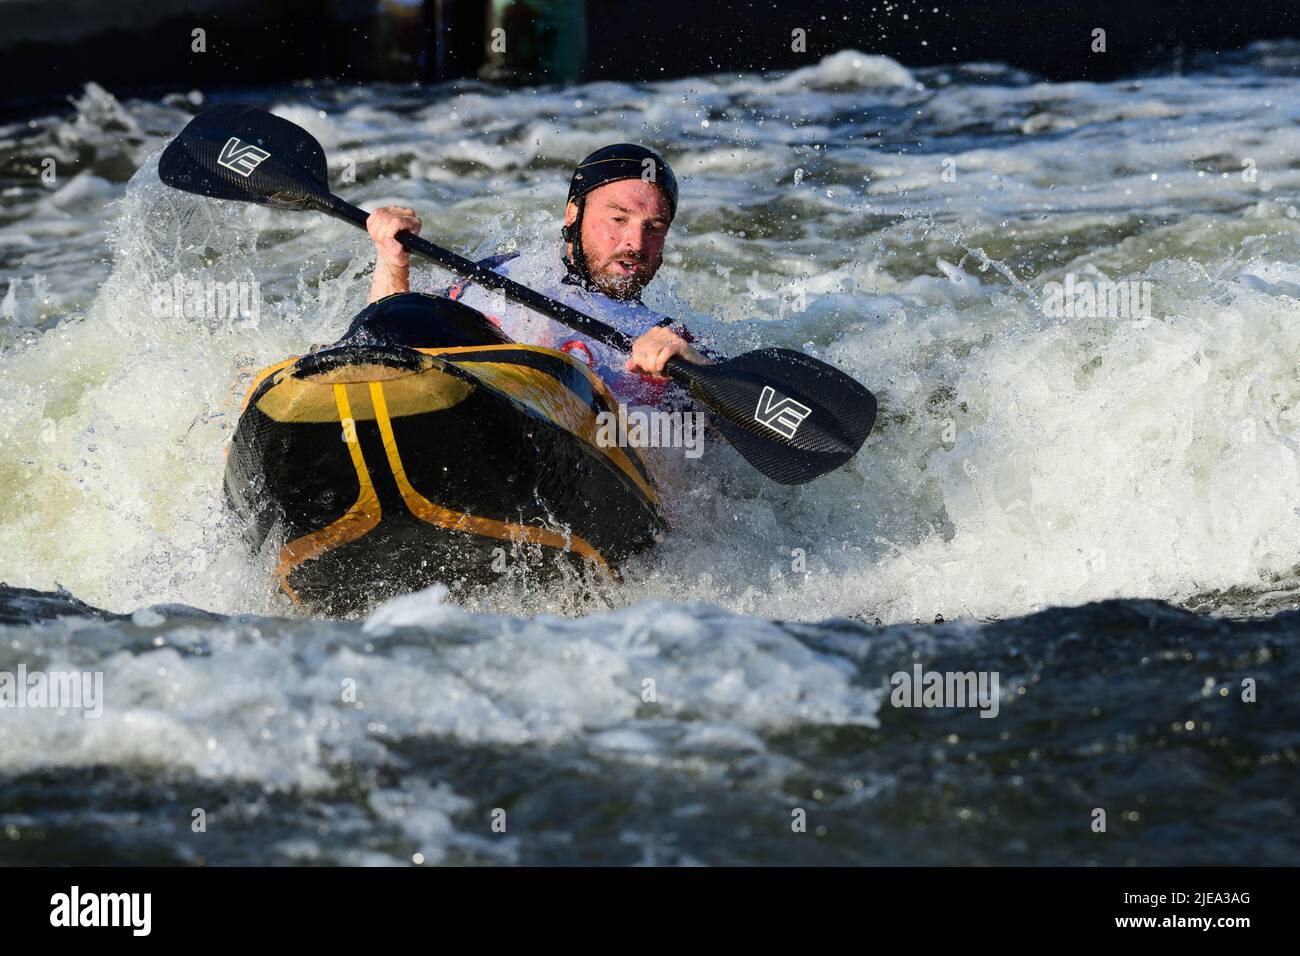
[[225, 296, 662, 615]]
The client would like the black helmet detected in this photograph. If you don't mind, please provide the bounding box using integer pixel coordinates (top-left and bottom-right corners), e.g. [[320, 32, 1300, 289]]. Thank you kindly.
[[567, 143, 678, 219]]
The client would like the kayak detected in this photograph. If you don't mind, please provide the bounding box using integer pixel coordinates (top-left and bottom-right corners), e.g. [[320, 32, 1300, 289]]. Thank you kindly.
[[225, 294, 663, 615]]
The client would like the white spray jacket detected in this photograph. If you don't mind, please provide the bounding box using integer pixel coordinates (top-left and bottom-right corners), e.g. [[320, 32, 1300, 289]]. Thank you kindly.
[[441, 252, 701, 408]]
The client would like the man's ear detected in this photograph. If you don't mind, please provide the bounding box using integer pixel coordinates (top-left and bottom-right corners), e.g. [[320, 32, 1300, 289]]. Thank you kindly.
[[564, 202, 579, 227]]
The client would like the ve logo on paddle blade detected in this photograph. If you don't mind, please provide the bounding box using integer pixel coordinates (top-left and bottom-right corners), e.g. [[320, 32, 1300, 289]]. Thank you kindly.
[[217, 137, 270, 177], [754, 386, 812, 439]]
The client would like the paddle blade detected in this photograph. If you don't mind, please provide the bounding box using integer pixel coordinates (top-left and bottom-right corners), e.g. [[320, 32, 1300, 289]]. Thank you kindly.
[[674, 348, 877, 484], [158, 104, 330, 211]]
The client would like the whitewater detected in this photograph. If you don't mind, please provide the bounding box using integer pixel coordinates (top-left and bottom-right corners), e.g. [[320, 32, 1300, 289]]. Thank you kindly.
[[1, 45, 1297, 864]]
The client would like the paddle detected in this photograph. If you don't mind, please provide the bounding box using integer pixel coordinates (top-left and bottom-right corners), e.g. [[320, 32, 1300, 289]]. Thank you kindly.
[[158, 104, 876, 484]]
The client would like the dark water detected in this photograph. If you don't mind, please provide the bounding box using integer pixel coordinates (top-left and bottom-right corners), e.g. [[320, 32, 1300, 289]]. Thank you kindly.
[[1, 585, 1294, 865]]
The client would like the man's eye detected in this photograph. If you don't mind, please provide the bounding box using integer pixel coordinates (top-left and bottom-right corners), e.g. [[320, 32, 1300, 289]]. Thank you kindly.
[[612, 217, 627, 224]]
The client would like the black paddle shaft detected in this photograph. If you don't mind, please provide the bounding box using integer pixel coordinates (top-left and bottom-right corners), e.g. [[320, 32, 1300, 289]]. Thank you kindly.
[[317, 195, 637, 353]]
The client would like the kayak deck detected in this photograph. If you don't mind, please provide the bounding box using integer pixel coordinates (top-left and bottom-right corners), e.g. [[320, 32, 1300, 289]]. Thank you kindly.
[[225, 295, 662, 615]]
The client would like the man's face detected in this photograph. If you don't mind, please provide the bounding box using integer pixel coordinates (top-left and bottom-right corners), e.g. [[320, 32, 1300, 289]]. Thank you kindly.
[[565, 178, 672, 299]]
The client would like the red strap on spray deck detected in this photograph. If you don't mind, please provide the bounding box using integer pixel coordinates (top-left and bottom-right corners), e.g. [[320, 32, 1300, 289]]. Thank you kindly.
[[558, 339, 596, 367]]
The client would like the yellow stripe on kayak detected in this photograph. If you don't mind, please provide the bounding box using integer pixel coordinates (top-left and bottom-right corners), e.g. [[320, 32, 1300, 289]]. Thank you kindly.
[[367, 379, 610, 570], [275, 383, 381, 606]]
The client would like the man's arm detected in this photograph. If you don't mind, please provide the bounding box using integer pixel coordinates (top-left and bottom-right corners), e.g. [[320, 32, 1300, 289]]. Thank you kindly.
[[366, 206, 423, 303]]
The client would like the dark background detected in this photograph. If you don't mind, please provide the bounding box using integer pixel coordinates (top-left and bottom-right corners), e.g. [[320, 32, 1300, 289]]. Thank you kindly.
[[2, 0, 1299, 118]]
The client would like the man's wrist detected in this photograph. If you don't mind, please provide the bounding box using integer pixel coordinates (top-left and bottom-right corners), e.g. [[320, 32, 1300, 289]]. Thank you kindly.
[[368, 260, 412, 303]]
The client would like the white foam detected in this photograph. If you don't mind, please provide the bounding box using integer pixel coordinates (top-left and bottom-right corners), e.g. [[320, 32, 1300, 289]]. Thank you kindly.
[[769, 50, 916, 91], [2, 57, 1298, 626]]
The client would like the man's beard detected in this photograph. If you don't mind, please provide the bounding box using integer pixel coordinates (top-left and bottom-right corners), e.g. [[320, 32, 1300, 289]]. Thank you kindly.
[[585, 251, 659, 300]]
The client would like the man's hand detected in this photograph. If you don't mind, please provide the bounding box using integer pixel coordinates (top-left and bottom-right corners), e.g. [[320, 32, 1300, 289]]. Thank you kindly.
[[626, 326, 709, 378], [367, 205, 422, 303]]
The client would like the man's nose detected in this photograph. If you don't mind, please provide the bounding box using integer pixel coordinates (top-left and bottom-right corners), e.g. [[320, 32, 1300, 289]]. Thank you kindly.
[[619, 223, 648, 252]]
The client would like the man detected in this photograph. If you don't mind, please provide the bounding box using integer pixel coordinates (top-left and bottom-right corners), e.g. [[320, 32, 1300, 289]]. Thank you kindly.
[[362, 144, 710, 402]]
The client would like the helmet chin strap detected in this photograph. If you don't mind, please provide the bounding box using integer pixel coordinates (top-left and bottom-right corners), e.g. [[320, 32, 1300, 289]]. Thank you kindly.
[[560, 196, 597, 291]]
